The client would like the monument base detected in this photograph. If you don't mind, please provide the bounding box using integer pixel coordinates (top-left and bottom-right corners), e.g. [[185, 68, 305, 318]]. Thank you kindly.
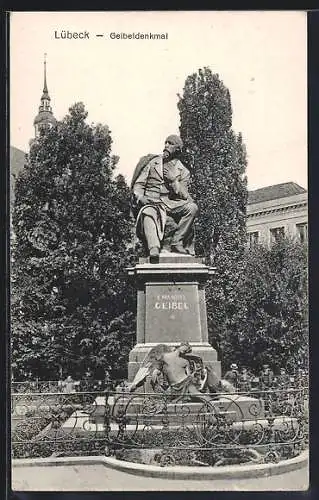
[[127, 253, 221, 386]]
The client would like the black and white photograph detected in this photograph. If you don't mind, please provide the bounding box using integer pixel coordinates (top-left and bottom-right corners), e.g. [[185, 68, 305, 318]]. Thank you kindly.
[[9, 10, 308, 492]]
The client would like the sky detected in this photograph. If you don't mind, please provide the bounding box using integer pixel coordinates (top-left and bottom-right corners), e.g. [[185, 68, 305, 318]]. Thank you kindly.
[[10, 11, 307, 190]]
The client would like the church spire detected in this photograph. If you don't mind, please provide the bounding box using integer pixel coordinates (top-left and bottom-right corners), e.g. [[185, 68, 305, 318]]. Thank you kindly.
[[42, 52, 49, 98], [33, 53, 56, 138], [40, 53, 51, 105]]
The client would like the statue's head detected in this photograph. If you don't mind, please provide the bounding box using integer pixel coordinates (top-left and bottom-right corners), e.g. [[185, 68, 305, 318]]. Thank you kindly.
[[163, 135, 183, 161]]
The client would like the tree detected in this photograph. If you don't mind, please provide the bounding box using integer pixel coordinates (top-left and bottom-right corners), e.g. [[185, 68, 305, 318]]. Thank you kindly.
[[237, 238, 308, 373], [11, 103, 135, 380], [177, 67, 248, 367]]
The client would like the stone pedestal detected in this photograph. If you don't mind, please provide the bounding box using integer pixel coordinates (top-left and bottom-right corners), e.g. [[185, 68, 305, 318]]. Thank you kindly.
[[127, 253, 221, 382]]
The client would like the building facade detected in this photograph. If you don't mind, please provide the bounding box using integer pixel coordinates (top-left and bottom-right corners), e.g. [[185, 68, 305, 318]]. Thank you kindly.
[[247, 182, 308, 247]]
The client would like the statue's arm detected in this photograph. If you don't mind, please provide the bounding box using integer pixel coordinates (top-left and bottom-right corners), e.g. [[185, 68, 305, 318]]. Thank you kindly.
[[132, 166, 150, 202], [179, 166, 191, 192], [164, 163, 188, 200], [176, 164, 190, 200]]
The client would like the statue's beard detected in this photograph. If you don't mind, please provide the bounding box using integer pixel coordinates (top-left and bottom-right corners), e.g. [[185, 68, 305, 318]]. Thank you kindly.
[[163, 149, 176, 162]]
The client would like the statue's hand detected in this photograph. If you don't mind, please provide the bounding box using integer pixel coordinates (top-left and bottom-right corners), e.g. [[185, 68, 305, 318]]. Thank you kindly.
[[139, 195, 161, 206], [167, 179, 188, 200]]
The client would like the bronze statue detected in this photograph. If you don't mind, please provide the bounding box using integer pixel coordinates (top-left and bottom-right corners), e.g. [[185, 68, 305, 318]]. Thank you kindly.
[[126, 342, 234, 402], [131, 135, 198, 263]]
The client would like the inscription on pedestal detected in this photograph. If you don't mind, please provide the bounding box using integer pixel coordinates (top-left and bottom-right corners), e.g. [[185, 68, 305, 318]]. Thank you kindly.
[[145, 283, 202, 343], [154, 292, 189, 311]]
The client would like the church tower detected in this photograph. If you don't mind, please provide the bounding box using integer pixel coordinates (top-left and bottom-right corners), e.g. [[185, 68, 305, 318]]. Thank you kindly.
[[33, 54, 56, 137]]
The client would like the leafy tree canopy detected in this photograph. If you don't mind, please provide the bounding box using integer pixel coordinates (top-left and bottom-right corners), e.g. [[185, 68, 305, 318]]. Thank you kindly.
[[178, 67, 248, 360], [12, 103, 135, 379]]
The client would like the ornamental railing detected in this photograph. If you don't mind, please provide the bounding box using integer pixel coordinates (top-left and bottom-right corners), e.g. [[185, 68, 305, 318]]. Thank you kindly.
[[12, 381, 62, 393], [11, 379, 118, 394], [11, 374, 308, 394], [11, 387, 308, 466]]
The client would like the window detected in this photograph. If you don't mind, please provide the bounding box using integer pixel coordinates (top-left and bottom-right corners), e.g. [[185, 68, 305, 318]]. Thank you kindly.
[[270, 227, 285, 243], [247, 231, 259, 248], [296, 223, 308, 243]]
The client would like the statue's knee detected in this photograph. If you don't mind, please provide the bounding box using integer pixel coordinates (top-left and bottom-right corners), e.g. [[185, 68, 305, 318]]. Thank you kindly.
[[143, 207, 157, 218], [189, 202, 199, 216]]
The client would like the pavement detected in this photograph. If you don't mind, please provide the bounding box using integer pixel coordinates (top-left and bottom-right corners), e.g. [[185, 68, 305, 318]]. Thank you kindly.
[[11, 463, 309, 491]]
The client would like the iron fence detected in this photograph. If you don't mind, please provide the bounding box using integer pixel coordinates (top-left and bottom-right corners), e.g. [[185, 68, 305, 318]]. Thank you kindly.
[[11, 379, 118, 394], [12, 381, 62, 393], [11, 386, 308, 466], [11, 372, 308, 395]]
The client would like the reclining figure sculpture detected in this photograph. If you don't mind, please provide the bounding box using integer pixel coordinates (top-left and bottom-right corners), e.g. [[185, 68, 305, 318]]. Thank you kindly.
[[125, 342, 234, 403]]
